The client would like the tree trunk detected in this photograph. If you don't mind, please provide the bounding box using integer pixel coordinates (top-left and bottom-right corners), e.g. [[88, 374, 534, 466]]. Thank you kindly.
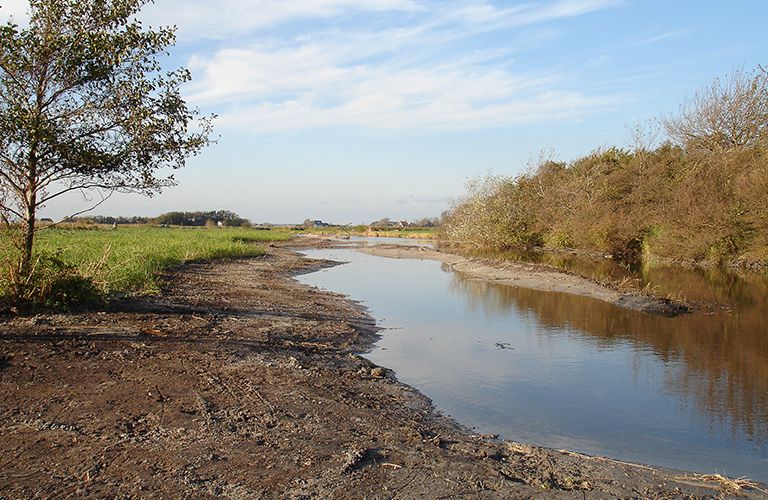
[[21, 192, 37, 278], [21, 136, 39, 279]]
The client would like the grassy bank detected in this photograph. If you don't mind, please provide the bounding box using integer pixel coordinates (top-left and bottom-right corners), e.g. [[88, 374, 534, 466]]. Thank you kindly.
[[1, 226, 291, 305]]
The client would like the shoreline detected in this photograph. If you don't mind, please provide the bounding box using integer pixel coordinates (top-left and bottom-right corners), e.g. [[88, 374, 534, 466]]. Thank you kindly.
[[0, 237, 764, 497], [358, 242, 689, 316]]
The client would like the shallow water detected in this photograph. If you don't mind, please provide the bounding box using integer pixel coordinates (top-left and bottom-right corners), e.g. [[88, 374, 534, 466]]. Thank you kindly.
[[297, 243, 768, 482], [347, 235, 437, 248]]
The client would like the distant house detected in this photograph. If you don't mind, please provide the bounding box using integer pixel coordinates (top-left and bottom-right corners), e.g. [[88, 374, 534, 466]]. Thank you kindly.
[[386, 220, 408, 228]]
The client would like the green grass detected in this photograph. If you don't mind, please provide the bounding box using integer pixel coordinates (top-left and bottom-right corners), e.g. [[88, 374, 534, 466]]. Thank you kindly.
[[24, 226, 292, 296]]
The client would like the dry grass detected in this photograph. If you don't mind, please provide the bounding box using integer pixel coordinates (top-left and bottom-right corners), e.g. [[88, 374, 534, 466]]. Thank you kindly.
[[675, 473, 767, 496]]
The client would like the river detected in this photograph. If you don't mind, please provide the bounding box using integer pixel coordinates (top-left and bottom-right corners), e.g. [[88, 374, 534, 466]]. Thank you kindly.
[[297, 239, 768, 482]]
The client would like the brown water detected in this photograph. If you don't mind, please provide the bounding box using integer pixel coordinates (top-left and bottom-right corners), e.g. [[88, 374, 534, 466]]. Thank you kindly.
[[298, 244, 768, 482]]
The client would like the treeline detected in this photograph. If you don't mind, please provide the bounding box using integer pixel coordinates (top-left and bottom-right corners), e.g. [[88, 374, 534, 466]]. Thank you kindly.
[[73, 210, 252, 227], [441, 67, 768, 266], [152, 210, 251, 227], [74, 215, 152, 225]]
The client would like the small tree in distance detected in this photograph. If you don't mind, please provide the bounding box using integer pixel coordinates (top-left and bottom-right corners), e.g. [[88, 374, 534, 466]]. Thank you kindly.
[[0, 0, 214, 279]]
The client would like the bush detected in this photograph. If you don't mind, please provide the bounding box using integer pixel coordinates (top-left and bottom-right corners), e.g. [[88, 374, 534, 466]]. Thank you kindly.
[[1, 249, 100, 310], [440, 67, 768, 267]]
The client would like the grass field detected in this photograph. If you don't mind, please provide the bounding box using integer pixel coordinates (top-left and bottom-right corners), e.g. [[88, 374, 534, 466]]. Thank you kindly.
[[3, 226, 292, 298]]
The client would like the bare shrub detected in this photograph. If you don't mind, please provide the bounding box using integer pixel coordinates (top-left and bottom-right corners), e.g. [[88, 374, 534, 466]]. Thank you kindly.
[[664, 66, 768, 153]]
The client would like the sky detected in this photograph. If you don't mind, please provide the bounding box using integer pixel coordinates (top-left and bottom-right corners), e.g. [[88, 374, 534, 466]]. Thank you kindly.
[[2, 0, 767, 224]]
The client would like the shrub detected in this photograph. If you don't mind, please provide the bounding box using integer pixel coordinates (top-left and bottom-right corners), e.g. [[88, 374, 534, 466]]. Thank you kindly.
[[1, 247, 100, 310]]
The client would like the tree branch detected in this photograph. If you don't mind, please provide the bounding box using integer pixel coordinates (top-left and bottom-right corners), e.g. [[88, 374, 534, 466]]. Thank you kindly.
[[37, 182, 126, 205], [0, 201, 24, 220], [37, 190, 114, 231], [0, 165, 25, 196]]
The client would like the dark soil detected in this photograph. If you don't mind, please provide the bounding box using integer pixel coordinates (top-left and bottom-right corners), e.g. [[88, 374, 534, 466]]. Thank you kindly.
[[0, 238, 764, 498]]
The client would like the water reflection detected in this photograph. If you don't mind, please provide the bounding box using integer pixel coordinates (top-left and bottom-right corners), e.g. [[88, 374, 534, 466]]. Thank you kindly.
[[348, 235, 437, 248], [449, 272, 768, 453], [456, 245, 768, 307], [298, 245, 768, 481]]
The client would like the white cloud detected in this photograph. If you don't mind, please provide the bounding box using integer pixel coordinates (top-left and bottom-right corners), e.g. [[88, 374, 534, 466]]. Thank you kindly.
[[2, 0, 420, 30], [141, 0, 623, 41], [4, 0, 623, 134], [218, 86, 616, 132], [184, 0, 623, 134], [192, 41, 618, 132], [140, 0, 422, 39], [441, 0, 623, 30]]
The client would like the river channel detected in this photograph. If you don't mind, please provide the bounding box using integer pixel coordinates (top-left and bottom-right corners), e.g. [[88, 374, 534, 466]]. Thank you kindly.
[[297, 239, 768, 482]]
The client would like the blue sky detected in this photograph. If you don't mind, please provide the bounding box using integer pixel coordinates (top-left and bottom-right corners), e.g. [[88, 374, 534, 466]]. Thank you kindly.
[[3, 0, 767, 224]]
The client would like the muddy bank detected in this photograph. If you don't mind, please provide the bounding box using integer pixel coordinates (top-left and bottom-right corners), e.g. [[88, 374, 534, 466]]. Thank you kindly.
[[360, 243, 688, 316], [0, 238, 763, 498]]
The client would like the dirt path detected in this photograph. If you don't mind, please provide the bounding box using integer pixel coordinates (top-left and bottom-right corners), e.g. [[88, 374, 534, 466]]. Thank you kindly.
[[359, 243, 688, 316], [0, 238, 763, 498]]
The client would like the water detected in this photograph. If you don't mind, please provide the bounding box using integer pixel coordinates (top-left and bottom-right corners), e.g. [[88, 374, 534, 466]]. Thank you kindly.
[[347, 235, 437, 248], [296, 242, 768, 482]]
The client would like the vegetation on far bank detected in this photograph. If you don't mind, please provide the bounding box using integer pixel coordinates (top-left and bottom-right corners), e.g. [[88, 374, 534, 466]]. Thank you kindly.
[[0, 226, 291, 309], [441, 67, 768, 269], [299, 225, 437, 239], [69, 210, 254, 228]]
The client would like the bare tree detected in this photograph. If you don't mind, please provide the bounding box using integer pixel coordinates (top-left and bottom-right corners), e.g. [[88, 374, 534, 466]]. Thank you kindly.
[[663, 66, 768, 153]]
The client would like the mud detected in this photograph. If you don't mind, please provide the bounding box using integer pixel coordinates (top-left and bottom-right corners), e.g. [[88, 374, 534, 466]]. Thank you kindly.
[[0, 237, 763, 498]]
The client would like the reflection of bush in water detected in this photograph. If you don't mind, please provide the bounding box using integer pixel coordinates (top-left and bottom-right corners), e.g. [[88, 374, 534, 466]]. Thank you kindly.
[[448, 272, 768, 450], [463, 247, 639, 288], [642, 264, 768, 307], [460, 244, 768, 305]]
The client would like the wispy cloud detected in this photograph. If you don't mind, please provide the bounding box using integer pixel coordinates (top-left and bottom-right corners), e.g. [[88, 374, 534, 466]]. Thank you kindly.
[[142, 0, 624, 42], [443, 0, 623, 30], [210, 61, 617, 132], [140, 0, 423, 39], [626, 29, 691, 47], [3, 0, 624, 133], [183, 0, 623, 132]]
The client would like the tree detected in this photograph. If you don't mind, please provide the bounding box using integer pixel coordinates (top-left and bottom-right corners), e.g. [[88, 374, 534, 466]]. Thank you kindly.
[[663, 66, 768, 153], [0, 0, 214, 276]]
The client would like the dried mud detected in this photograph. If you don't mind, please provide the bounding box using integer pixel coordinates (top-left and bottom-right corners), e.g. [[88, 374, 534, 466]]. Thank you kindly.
[[0, 237, 763, 498]]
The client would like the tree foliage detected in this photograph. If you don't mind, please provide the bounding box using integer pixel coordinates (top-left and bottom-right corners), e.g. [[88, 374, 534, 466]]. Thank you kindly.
[[152, 210, 251, 227], [0, 0, 214, 276]]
